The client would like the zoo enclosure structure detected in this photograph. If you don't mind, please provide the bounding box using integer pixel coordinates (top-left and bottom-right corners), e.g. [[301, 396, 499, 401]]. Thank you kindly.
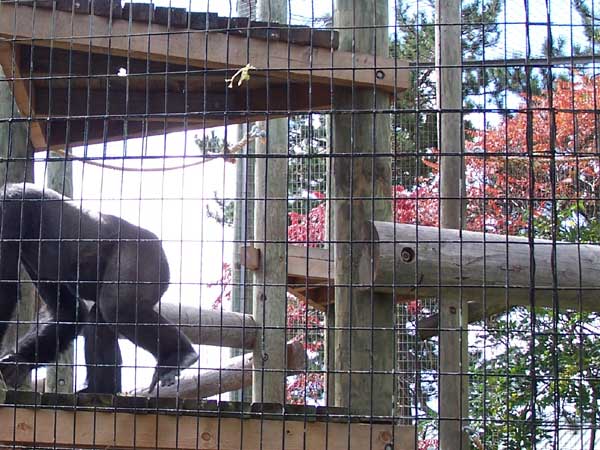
[[0, 1, 595, 449], [0, 1, 415, 449]]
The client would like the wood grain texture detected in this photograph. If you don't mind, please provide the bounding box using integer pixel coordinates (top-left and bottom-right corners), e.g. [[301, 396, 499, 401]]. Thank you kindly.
[[0, 406, 415, 450]]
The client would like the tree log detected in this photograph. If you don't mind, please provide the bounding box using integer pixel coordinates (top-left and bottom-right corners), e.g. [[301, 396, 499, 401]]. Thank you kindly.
[[365, 221, 600, 312], [158, 303, 257, 349], [79, 303, 258, 349], [137, 340, 305, 399]]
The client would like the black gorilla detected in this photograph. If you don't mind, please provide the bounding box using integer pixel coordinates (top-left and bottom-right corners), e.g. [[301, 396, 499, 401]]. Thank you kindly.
[[0, 183, 197, 393]]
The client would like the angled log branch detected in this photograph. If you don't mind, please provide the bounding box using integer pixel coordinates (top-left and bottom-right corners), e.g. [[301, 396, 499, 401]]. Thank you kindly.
[[137, 340, 305, 399]]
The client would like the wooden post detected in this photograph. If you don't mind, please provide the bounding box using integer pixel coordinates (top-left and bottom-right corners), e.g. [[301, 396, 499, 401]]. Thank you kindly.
[[0, 65, 35, 391], [252, 0, 289, 405], [231, 0, 256, 403], [44, 151, 74, 393], [332, 0, 395, 417], [435, 0, 469, 446]]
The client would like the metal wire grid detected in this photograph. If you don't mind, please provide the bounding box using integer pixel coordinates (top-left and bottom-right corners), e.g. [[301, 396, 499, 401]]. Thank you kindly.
[[0, 1, 597, 450]]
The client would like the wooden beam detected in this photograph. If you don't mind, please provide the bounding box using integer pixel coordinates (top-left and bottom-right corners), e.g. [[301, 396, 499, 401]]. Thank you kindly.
[[77, 303, 258, 349], [32, 82, 331, 150], [241, 245, 332, 280], [0, 4, 408, 93], [0, 43, 45, 149], [0, 406, 415, 450], [288, 245, 332, 281], [365, 221, 600, 312], [159, 304, 257, 349], [252, 0, 289, 402], [240, 245, 333, 310], [35, 83, 331, 121]]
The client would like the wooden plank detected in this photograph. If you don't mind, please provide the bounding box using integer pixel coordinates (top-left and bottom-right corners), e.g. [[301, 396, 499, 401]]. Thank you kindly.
[[122, 2, 154, 22], [189, 11, 219, 30], [56, 0, 90, 14], [0, 4, 408, 93], [288, 285, 333, 311], [0, 407, 415, 450], [33, 82, 332, 149], [34, 87, 227, 117], [287, 245, 332, 281], [22, 45, 189, 78], [241, 244, 333, 307], [91, 0, 122, 18], [153, 6, 187, 28], [239, 245, 261, 271], [42, 117, 242, 150], [0, 43, 46, 149], [34, 83, 332, 118]]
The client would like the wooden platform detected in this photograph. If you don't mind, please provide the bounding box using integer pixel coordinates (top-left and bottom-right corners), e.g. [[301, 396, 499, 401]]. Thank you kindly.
[[0, 1, 409, 150], [0, 394, 415, 450]]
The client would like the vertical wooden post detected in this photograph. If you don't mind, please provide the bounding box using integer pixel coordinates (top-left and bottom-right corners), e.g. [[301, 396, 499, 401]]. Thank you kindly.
[[332, 0, 395, 417], [252, 0, 289, 405], [436, 0, 469, 447], [45, 152, 74, 393], [0, 66, 35, 391], [231, 0, 257, 403]]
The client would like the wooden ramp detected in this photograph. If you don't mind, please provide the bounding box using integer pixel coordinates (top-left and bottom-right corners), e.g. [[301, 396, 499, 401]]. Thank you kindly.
[[0, 394, 415, 450]]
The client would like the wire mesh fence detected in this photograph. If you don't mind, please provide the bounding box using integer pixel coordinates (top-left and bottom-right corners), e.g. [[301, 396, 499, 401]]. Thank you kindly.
[[0, 1, 598, 450]]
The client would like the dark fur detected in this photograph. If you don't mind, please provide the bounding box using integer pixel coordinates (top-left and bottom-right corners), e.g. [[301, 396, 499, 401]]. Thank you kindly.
[[0, 183, 197, 392]]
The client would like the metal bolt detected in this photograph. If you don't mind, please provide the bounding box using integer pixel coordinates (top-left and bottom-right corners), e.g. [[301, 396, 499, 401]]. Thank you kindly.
[[262, 353, 269, 362], [376, 70, 385, 80], [400, 247, 415, 263]]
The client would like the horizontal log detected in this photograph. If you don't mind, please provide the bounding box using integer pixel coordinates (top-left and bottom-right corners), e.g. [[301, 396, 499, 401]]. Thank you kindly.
[[159, 304, 257, 349], [78, 302, 257, 349], [366, 221, 600, 312], [137, 341, 305, 399]]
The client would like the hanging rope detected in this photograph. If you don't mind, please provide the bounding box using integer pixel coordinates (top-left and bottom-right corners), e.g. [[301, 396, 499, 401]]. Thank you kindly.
[[48, 125, 266, 172]]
